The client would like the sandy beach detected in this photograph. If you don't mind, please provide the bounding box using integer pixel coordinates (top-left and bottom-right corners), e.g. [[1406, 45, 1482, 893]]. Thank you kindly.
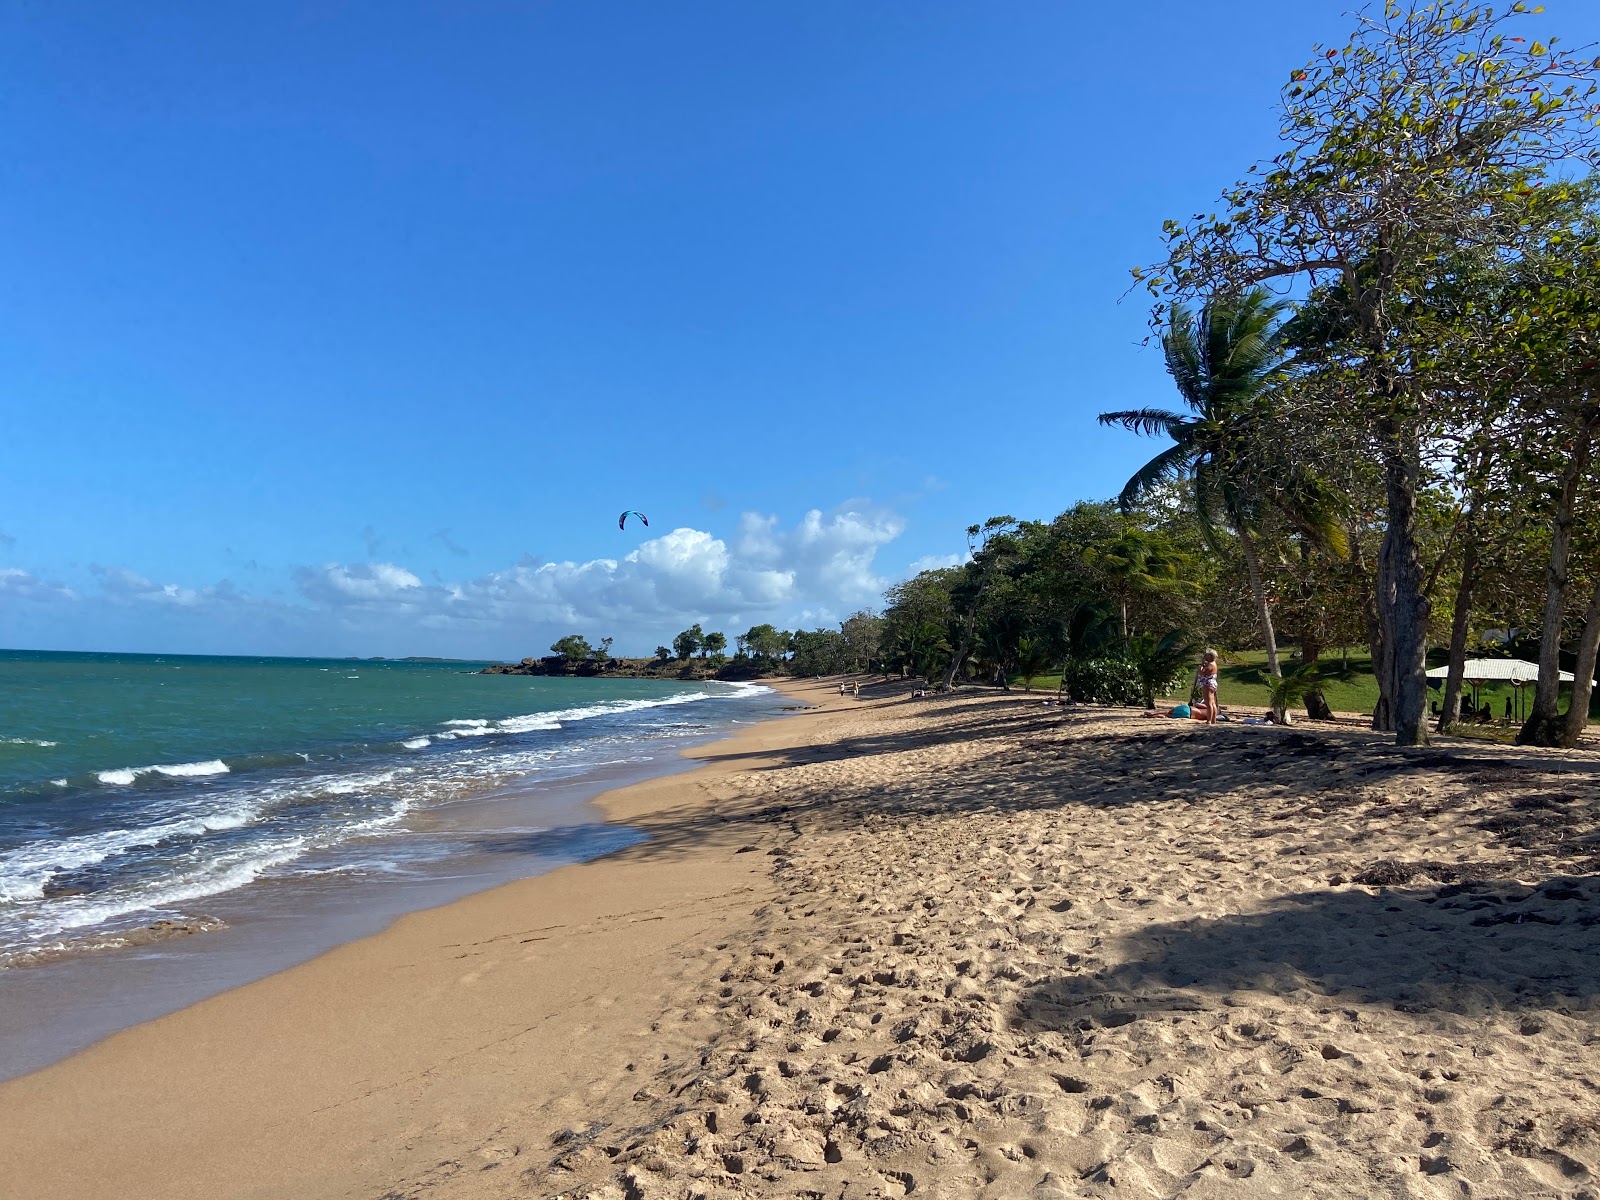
[[4, 679, 1600, 1199]]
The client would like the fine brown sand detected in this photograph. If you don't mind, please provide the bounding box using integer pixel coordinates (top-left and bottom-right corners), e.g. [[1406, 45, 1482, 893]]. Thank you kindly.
[[5, 681, 1600, 1199]]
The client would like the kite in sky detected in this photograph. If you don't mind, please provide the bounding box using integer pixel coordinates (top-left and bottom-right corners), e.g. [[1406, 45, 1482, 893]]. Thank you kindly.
[[618, 510, 649, 531]]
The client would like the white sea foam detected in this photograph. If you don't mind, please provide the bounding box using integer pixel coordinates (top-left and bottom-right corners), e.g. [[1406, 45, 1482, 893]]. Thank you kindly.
[[442, 719, 491, 727], [0, 737, 58, 748], [402, 737, 431, 750], [38, 837, 312, 935], [0, 803, 262, 904], [318, 768, 404, 795], [493, 715, 562, 734], [95, 759, 230, 786]]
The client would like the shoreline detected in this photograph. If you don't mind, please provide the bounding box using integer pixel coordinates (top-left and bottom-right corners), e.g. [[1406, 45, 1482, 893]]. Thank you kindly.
[[5, 680, 1600, 1198], [0, 676, 834, 1199], [0, 677, 793, 1082]]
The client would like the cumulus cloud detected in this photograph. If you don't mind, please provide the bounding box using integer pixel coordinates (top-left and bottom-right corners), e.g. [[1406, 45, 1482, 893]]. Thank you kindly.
[[293, 561, 423, 605], [16, 501, 909, 655], [291, 502, 906, 642], [0, 568, 77, 602]]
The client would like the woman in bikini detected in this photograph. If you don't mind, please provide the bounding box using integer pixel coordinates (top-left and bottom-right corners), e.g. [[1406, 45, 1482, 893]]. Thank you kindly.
[[1194, 649, 1219, 724]]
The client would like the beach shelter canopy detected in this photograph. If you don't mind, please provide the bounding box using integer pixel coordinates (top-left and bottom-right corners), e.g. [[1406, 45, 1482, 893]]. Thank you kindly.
[[1423, 658, 1574, 684]]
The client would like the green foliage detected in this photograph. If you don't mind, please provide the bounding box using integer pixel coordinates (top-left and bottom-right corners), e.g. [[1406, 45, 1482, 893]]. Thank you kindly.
[[702, 631, 727, 659], [1126, 631, 1197, 709], [549, 634, 593, 664], [672, 624, 704, 661], [789, 628, 849, 676], [1269, 661, 1321, 713], [1137, 0, 1600, 746], [1064, 655, 1145, 707]]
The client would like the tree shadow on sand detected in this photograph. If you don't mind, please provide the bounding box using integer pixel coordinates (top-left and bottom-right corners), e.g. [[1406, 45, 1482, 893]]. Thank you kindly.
[[1015, 873, 1600, 1030], [609, 700, 1600, 868]]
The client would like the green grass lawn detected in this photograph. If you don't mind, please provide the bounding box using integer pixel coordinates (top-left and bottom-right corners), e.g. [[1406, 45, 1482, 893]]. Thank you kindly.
[[1013, 647, 1580, 721]]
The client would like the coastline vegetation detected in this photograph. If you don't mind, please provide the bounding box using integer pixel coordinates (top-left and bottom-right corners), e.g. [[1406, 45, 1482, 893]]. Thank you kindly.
[[494, 2, 1600, 749]]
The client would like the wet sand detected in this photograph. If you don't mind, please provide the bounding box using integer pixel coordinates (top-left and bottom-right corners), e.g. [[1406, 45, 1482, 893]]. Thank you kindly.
[[4, 681, 1600, 1199]]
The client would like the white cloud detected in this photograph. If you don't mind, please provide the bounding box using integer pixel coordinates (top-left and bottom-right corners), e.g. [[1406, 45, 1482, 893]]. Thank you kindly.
[[905, 553, 964, 575], [17, 501, 908, 655], [293, 562, 423, 605], [92, 565, 245, 608], [0, 568, 77, 602]]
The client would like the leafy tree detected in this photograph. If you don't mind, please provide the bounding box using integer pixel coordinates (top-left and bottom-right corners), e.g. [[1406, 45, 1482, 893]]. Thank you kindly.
[[589, 636, 614, 664], [702, 631, 727, 659], [739, 623, 791, 665], [941, 516, 1019, 691], [879, 569, 957, 679], [1102, 287, 1344, 723], [653, 645, 673, 663], [672, 624, 703, 662], [550, 634, 593, 664], [1139, 0, 1600, 745], [1081, 527, 1192, 644], [839, 611, 882, 673], [789, 628, 848, 676], [1501, 196, 1600, 744]]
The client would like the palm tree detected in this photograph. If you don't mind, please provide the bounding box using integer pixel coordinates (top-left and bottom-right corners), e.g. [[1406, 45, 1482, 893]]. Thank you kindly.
[[1099, 288, 1339, 722], [1081, 527, 1190, 641]]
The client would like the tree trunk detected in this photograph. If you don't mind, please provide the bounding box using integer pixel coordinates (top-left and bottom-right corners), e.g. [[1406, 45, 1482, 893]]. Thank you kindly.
[[1374, 446, 1432, 745], [1236, 527, 1280, 677], [1518, 436, 1592, 745], [1559, 583, 1600, 744], [1439, 506, 1480, 730], [1557, 574, 1600, 747], [941, 620, 977, 692], [1293, 542, 1333, 720], [1236, 525, 1288, 723], [1299, 638, 1335, 720]]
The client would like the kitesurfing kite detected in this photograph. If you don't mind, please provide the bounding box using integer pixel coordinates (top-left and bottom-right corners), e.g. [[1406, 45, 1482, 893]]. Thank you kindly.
[[618, 510, 649, 531]]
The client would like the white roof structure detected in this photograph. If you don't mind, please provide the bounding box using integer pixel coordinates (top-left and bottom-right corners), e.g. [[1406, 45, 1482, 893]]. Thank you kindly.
[[1424, 658, 1575, 684]]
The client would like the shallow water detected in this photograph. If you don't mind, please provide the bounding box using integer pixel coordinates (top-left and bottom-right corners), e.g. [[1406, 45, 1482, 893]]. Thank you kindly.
[[0, 650, 770, 963], [0, 651, 786, 1077]]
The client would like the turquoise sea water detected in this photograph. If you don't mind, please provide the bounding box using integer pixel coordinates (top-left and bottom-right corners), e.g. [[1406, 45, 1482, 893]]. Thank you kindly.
[[0, 650, 772, 965]]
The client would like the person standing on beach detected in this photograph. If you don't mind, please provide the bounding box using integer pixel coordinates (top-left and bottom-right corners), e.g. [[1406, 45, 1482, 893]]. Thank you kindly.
[[1194, 649, 1219, 725]]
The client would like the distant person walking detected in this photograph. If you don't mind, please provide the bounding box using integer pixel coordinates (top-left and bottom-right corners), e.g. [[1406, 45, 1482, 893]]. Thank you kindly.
[[1195, 649, 1219, 725]]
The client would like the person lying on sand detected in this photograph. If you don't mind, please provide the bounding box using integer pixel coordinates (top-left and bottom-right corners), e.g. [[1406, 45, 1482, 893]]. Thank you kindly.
[[1143, 703, 1204, 720], [1142, 697, 1230, 722]]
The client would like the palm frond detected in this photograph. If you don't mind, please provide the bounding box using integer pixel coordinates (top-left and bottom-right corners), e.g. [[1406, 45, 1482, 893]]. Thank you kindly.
[[1097, 408, 1189, 438], [1161, 304, 1206, 410], [1115, 442, 1195, 511]]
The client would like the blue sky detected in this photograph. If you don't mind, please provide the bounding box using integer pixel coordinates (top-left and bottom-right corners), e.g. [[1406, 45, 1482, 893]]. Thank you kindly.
[[4, 1, 1597, 658]]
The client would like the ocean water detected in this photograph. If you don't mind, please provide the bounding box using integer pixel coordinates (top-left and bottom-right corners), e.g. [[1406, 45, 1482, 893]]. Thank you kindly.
[[0, 649, 776, 969]]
